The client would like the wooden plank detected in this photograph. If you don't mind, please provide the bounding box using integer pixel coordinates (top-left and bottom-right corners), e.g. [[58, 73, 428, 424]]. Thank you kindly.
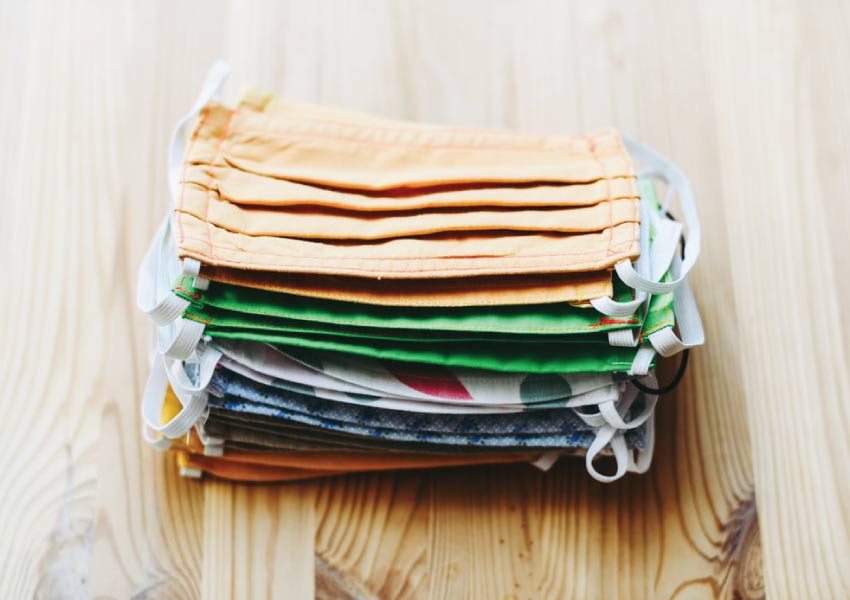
[[697, 2, 850, 596], [3, 0, 849, 597]]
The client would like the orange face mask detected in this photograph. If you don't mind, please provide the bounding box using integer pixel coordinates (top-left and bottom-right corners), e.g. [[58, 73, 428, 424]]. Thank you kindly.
[[201, 267, 615, 307], [172, 86, 640, 301]]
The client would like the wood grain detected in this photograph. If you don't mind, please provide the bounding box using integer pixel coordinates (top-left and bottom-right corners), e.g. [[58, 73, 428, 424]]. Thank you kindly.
[[1, 0, 847, 598]]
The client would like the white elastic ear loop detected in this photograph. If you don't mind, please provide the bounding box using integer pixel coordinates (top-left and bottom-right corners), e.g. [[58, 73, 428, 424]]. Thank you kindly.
[[182, 257, 201, 277], [137, 215, 190, 326], [628, 344, 656, 376], [563, 384, 620, 409], [615, 135, 701, 294], [180, 257, 209, 291], [142, 363, 173, 452], [648, 253, 705, 357], [591, 191, 652, 318], [195, 420, 225, 446], [585, 426, 629, 483], [167, 61, 230, 202], [599, 375, 658, 430], [157, 318, 206, 360], [608, 327, 640, 348], [628, 411, 655, 474], [142, 354, 209, 443], [165, 345, 222, 398], [593, 171, 685, 320], [572, 385, 623, 428], [142, 425, 173, 451], [196, 427, 225, 457], [647, 211, 684, 282], [598, 390, 658, 430]]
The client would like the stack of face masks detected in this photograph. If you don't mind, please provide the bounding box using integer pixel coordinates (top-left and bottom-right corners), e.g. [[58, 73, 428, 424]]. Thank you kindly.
[[138, 62, 703, 483]]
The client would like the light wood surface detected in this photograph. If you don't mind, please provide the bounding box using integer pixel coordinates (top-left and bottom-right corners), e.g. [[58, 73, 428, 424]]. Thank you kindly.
[[1, 0, 847, 598]]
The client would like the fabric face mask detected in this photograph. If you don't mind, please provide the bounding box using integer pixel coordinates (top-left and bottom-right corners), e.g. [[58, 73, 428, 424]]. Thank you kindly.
[[219, 355, 623, 414], [197, 412, 629, 454], [179, 192, 639, 240], [140, 213, 672, 371], [156, 388, 654, 481], [197, 268, 616, 308], [212, 339, 619, 405], [176, 289, 666, 374], [189, 100, 635, 191], [176, 211, 640, 280], [158, 181, 670, 341], [207, 367, 605, 436], [205, 394, 645, 449], [173, 95, 640, 282], [150, 207, 661, 374], [172, 435, 563, 484], [185, 177, 655, 308], [174, 274, 645, 337], [184, 161, 639, 212], [175, 451, 349, 482], [174, 271, 674, 354], [205, 364, 655, 442], [176, 427, 542, 471], [210, 328, 649, 374], [163, 65, 698, 317]]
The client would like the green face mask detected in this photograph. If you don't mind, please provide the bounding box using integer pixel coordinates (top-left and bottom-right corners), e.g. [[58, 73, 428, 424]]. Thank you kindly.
[[171, 273, 671, 370], [174, 274, 667, 336]]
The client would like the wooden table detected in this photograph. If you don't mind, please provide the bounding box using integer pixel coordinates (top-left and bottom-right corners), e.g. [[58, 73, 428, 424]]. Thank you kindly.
[[2, 1, 848, 597]]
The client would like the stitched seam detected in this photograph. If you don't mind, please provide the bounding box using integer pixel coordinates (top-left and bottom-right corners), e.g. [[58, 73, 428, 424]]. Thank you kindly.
[[226, 127, 631, 154], [206, 273, 608, 292], [198, 163, 641, 207], [208, 329, 635, 369], [608, 135, 642, 258], [182, 249, 636, 275], [198, 280, 611, 307], [182, 218, 637, 262], [205, 318, 627, 339], [177, 110, 212, 246], [188, 301, 640, 333], [209, 362, 610, 393], [207, 110, 237, 259], [184, 110, 629, 266], [209, 330, 637, 371], [175, 285, 201, 300], [179, 231, 638, 264], [193, 169, 641, 213], [640, 305, 676, 339], [238, 106, 619, 141], [183, 313, 212, 325], [274, 355, 619, 384], [589, 134, 613, 259], [178, 195, 640, 239]]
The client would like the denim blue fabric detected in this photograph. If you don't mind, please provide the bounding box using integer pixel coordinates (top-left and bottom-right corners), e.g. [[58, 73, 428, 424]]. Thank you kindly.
[[206, 367, 649, 448]]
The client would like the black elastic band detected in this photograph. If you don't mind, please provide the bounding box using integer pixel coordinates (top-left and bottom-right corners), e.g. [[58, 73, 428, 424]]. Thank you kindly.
[[632, 349, 690, 395]]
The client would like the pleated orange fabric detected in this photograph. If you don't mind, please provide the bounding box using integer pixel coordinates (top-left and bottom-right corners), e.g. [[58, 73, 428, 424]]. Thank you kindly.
[[174, 91, 639, 300]]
